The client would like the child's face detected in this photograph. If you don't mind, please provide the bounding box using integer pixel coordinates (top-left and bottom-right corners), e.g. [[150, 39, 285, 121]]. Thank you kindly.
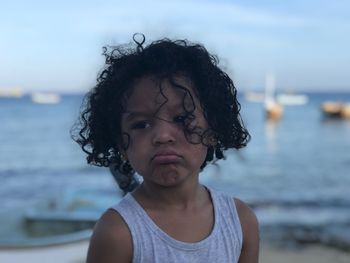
[[120, 75, 210, 188]]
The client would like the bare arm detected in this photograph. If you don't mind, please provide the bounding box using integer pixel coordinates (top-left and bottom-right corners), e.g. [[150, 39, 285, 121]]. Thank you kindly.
[[86, 209, 132, 263], [234, 198, 259, 263]]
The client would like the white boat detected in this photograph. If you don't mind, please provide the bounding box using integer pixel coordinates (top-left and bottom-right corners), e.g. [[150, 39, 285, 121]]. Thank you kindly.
[[31, 92, 61, 104], [244, 91, 265, 103], [245, 91, 309, 106], [277, 94, 309, 106]]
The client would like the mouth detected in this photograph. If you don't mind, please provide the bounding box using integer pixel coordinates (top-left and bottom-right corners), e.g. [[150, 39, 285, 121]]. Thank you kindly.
[[151, 151, 182, 164]]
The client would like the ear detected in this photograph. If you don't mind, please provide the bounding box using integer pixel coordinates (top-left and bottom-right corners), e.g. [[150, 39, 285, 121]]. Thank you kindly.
[[117, 132, 130, 160], [118, 149, 128, 161]]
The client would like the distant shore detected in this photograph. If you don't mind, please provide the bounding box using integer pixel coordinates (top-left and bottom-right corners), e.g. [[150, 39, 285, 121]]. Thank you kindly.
[[1, 240, 349, 263]]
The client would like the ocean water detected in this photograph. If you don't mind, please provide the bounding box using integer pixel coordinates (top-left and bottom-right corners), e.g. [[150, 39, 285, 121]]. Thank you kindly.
[[1, 92, 350, 247]]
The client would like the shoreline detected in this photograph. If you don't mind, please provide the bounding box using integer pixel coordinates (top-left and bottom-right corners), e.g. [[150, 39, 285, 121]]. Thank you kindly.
[[1, 240, 349, 263], [260, 242, 350, 263], [0, 240, 88, 263]]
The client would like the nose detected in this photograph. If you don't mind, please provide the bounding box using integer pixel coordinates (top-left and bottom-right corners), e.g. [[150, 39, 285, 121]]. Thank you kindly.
[[152, 118, 177, 145]]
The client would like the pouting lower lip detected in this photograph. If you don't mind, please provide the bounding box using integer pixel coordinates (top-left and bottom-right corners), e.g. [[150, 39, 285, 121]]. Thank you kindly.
[[152, 154, 181, 164]]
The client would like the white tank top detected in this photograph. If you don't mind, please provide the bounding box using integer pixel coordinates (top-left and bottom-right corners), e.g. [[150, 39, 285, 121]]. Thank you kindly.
[[111, 187, 242, 263]]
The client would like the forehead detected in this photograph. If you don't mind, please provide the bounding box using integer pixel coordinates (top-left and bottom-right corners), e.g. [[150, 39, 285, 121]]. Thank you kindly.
[[124, 75, 198, 112]]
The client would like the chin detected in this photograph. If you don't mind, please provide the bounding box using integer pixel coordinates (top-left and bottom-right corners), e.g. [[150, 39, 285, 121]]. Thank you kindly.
[[155, 170, 181, 185], [147, 169, 187, 188], [139, 165, 194, 187]]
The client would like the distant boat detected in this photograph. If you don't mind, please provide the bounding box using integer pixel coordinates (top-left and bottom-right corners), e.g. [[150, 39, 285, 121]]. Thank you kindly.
[[246, 92, 309, 106], [264, 73, 283, 120], [244, 91, 265, 103], [0, 88, 24, 98], [277, 93, 309, 106], [265, 100, 283, 120], [321, 102, 350, 119], [31, 92, 61, 104]]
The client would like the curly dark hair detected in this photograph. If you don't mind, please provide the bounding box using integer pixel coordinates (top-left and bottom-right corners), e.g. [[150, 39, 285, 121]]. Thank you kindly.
[[71, 34, 250, 181]]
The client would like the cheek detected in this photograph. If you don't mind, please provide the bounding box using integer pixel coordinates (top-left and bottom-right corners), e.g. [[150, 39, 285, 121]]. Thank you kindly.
[[125, 152, 143, 175], [126, 132, 150, 150], [125, 143, 149, 168], [121, 128, 146, 149], [192, 145, 208, 164]]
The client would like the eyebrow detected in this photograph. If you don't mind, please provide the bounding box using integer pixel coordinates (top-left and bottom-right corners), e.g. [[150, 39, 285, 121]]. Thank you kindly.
[[123, 100, 197, 122], [122, 111, 153, 122]]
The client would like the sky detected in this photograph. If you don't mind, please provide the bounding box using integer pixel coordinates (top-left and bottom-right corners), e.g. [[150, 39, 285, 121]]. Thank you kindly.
[[1, 0, 349, 93]]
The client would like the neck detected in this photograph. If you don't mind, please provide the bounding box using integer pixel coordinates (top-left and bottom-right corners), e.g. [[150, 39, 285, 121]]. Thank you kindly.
[[133, 179, 208, 210]]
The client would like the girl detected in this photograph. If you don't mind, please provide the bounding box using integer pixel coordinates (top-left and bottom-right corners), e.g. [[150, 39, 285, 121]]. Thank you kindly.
[[73, 35, 259, 263]]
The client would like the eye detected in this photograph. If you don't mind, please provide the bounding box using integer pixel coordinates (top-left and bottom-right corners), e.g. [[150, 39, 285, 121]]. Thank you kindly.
[[173, 115, 187, 124], [174, 114, 196, 126], [130, 120, 151, 130]]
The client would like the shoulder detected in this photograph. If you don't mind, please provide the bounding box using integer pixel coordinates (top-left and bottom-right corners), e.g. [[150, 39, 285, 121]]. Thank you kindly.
[[233, 198, 258, 231], [233, 198, 259, 263], [86, 209, 132, 263]]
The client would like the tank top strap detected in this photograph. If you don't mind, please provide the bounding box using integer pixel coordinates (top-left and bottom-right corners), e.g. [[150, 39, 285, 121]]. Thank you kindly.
[[208, 187, 243, 244]]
